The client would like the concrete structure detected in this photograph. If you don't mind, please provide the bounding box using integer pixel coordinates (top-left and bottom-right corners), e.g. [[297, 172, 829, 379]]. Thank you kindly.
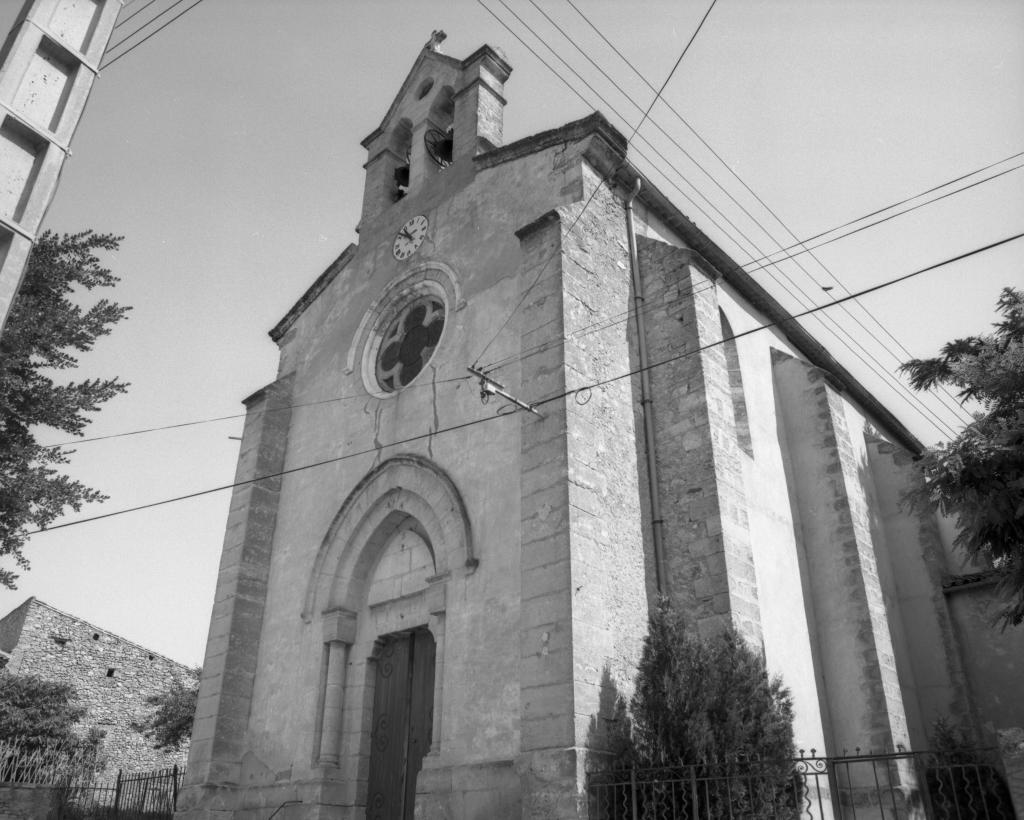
[[0, 597, 193, 774], [178, 39, 1022, 820], [0, 0, 123, 332]]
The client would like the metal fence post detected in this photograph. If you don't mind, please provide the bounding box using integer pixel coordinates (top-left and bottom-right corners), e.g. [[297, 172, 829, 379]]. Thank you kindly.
[[113, 768, 123, 818], [826, 757, 842, 820], [912, 753, 937, 820], [173, 764, 180, 810], [631, 764, 639, 820], [691, 765, 699, 820]]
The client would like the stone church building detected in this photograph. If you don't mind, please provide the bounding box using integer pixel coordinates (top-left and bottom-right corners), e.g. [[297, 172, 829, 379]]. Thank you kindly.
[[177, 39, 1021, 820]]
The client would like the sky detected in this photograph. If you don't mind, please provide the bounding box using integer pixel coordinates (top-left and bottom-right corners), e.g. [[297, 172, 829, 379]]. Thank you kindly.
[[0, 0, 1021, 667]]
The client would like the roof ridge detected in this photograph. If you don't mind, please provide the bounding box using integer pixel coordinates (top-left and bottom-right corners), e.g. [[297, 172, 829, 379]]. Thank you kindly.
[[25, 598, 194, 672]]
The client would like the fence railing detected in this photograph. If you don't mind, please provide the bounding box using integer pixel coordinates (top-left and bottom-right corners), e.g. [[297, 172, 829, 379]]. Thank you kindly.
[[587, 750, 1016, 820], [59, 766, 183, 819], [1, 739, 183, 819]]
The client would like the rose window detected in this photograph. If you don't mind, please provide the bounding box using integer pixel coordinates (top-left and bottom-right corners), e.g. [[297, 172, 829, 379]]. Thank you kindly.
[[375, 296, 445, 392]]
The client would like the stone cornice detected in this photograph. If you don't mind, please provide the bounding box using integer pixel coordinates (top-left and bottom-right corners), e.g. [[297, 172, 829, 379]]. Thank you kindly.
[[474, 112, 626, 172]]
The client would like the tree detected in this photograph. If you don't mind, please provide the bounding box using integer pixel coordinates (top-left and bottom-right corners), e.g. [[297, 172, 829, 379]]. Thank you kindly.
[[900, 287, 1024, 628], [604, 604, 796, 820], [0, 231, 130, 588], [0, 673, 86, 747], [625, 603, 795, 767], [136, 673, 199, 750]]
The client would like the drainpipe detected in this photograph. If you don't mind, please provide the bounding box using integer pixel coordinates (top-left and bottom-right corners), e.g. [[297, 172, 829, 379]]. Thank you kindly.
[[625, 179, 666, 594]]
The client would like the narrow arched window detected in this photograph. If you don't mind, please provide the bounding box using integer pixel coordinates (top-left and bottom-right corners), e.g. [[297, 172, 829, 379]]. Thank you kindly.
[[390, 118, 413, 200], [423, 86, 455, 169], [720, 309, 753, 457]]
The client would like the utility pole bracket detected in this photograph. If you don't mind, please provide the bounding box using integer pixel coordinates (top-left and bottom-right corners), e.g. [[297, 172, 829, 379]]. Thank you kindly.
[[468, 367, 544, 418]]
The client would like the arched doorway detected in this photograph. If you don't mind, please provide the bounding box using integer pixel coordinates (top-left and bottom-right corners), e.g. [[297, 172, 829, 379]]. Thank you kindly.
[[303, 455, 475, 817]]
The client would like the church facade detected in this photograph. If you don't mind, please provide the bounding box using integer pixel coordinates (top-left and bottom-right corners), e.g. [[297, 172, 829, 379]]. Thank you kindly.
[[176, 39, 1019, 820]]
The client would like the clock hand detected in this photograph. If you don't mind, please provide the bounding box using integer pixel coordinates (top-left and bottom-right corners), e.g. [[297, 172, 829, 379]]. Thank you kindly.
[[399, 229, 415, 241]]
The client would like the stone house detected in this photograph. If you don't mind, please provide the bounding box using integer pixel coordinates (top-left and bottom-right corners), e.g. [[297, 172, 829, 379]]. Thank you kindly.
[[176, 39, 1023, 820], [0, 597, 193, 774]]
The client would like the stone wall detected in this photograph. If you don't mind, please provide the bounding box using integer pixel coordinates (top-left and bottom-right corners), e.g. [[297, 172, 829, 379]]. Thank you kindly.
[[638, 236, 761, 643], [0, 783, 59, 820], [0, 599, 193, 775]]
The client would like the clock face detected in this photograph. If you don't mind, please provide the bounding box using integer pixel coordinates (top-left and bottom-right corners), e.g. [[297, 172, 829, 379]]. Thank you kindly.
[[392, 215, 428, 261]]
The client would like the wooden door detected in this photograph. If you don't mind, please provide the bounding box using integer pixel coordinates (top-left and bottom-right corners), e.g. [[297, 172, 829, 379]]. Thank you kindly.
[[366, 629, 436, 820]]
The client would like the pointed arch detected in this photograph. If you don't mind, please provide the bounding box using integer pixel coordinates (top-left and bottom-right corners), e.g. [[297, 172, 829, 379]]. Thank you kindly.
[[302, 455, 474, 622]]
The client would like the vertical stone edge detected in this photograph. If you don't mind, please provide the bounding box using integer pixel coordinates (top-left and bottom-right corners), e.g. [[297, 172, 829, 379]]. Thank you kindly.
[[176, 373, 295, 818], [557, 180, 649, 785], [514, 208, 580, 820]]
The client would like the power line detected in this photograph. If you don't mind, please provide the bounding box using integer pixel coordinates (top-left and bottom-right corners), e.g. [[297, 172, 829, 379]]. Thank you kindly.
[[101, 0, 206, 69], [482, 159, 1022, 375], [475, 1, 965, 436], [470, 0, 717, 369], [743, 164, 1024, 272], [555, 0, 986, 425], [481, 278, 720, 374], [45, 375, 473, 448], [30, 413, 500, 535], [530, 0, 973, 431], [112, 0, 164, 31], [28, 231, 1021, 537], [472, 0, 753, 366], [107, 0, 193, 50], [533, 231, 1024, 403]]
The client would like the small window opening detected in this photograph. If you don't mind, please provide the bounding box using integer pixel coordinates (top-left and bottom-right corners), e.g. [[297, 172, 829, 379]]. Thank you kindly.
[[390, 118, 413, 201], [92, 633, 99, 641], [147, 654, 154, 661], [105, 668, 115, 677], [720, 309, 753, 458], [424, 128, 452, 168], [416, 78, 435, 100], [424, 86, 455, 169], [393, 159, 410, 199], [52, 636, 68, 647]]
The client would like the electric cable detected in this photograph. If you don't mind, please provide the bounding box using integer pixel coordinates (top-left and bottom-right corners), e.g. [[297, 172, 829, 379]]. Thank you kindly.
[[473, 0, 767, 369], [106, 0, 193, 51], [26, 231, 1022, 537], [112, 0, 164, 31], [534, 231, 1024, 404], [563, 0, 1021, 262], [557, 0, 996, 423], [471, 0, 717, 369], [483, 156, 1022, 374], [476, 1, 965, 436], [480, 278, 720, 374], [744, 164, 1024, 272], [44, 375, 473, 449], [101, 0, 206, 69], [510, 0, 976, 430]]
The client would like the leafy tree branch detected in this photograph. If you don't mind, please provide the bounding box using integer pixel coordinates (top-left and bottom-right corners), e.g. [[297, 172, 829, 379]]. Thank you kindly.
[[900, 287, 1024, 627], [0, 231, 130, 588]]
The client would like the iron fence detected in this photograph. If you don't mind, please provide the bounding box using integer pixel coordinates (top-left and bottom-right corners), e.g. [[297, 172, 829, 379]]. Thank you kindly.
[[0, 738, 183, 820], [587, 750, 1015, 820], [58, 765, 183, 819]]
